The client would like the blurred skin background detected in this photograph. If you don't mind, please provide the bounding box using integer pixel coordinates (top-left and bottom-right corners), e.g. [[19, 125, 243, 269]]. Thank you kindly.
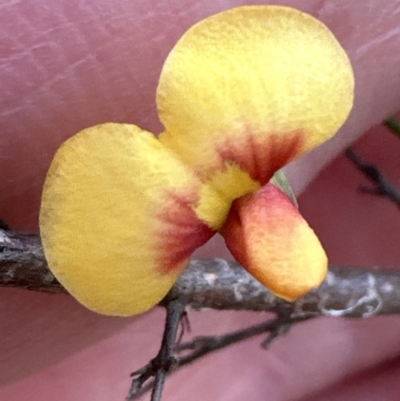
[[1, 1, 400, 400]]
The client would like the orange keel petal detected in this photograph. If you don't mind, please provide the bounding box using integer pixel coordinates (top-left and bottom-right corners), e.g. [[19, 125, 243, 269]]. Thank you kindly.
[[221, 184, 327, 301], [40, 123, 214, 316]]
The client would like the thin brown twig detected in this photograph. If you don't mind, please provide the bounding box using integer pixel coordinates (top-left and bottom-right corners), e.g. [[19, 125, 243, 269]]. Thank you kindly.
[[127, 315, 310, 400], [1, 229, 400, 317], [128, 298, 186, 401], [345, 147, 400, 209], [175, 315, 309, 362]]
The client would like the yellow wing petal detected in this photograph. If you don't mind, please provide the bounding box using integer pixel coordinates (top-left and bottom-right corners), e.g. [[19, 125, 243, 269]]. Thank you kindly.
[[158, 5, 354, 185], [221, 183, 327, 301], [40, 123, 214, 316]]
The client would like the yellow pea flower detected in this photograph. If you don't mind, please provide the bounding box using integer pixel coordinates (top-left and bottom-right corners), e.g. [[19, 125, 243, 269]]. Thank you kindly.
[[40, 6, 354, 316]]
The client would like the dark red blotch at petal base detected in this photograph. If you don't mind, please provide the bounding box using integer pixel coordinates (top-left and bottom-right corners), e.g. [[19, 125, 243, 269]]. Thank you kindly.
[[155, 190, 216, 274], [217, 130, 304, 185]]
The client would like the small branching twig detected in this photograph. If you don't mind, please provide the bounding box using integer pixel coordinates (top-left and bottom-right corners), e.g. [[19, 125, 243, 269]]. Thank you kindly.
[[128, 314, 309, 400], [261, 320, 292, 349], [128, 298, 186, 401], [345, 147, 400, 209], [175, 315, 306, 364]]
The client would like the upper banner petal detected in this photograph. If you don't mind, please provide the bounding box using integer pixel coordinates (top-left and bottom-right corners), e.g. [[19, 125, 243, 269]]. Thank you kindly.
[[158, 6, 354, 186], [40, 123, 214, 316]]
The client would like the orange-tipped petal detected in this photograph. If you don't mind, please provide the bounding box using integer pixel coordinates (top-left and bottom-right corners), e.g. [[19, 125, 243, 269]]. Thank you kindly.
[[158, 6, 354, 214], [40, 124, 214, 316], [221, 183, 327, 301]]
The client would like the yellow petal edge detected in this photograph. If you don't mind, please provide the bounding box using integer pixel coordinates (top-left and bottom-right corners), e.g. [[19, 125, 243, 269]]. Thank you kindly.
[[159, 5, 354, 227], [40, 124, 214, 316]]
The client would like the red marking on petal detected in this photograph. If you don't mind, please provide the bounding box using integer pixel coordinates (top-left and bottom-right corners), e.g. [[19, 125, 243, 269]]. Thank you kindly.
[[217, 130, 304, 185], [155, 190, 215, 274], [222, 183, 301, 272], [222, 183, 327, 300]]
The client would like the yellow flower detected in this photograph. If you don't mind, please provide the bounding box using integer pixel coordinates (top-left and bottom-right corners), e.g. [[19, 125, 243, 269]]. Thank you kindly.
[[40, 6, 354, 316]]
